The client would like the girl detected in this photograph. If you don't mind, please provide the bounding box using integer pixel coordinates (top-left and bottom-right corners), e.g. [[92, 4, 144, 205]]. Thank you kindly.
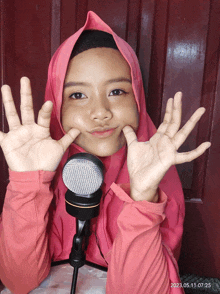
[[0, 11, 211, 294]]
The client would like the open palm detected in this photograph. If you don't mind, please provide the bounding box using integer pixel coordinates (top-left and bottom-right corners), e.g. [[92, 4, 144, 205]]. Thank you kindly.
[[0, 77, 80, 172], [123, 92, 211, 201]]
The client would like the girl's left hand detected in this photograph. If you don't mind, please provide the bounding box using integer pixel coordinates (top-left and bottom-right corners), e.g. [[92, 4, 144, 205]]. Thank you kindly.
[[123, 92, 211, 202]]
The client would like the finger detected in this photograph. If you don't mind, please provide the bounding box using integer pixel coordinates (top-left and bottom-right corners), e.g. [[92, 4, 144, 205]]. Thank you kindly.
[[175, 142, 211, 164], [20, 77, 35, 125], [157, 98, 173, 134], [164, 92, 182, 137], [122, 126, 137, 147], [1, 84, 21, 130], [37, 101, 53, 128], [173, 107, 206, 149], [58, 129, 81, 152]]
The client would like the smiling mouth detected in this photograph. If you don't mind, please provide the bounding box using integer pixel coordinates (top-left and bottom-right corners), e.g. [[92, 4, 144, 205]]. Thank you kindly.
[[91, 128, 116, 138]]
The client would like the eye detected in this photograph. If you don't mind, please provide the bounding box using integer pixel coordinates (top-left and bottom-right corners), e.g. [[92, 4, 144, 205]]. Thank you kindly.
[[69, 92, 86, 99], [109, 89, 127, 96]]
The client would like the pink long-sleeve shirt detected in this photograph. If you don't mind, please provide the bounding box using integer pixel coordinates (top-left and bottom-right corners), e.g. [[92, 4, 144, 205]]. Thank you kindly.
[[0, 170, 184, 294]]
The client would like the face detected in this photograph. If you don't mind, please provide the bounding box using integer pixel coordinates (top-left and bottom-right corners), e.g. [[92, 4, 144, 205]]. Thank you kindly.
[[62, 47, 139, 157]]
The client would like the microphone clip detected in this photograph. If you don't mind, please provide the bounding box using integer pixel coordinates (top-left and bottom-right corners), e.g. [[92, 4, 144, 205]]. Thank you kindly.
[[69, 219, 90, 268]]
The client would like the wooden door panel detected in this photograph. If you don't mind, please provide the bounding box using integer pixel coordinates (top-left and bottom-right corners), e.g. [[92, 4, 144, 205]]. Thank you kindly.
[[0, 0, 52, 141], [87, 0, 129, 39], [60, 0, 76, 43], [0, 0, 15, 213], [0, 0, 52, 213], [177, 0, 220, 277], [138, 0, 155, 97], [162, 0, 210, 194], [179, 55, 220, 277], [146, 0, 169, 126]]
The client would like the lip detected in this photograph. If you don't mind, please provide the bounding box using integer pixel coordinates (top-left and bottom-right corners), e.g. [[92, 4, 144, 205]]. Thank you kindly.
[[91, 128, 116, 138]]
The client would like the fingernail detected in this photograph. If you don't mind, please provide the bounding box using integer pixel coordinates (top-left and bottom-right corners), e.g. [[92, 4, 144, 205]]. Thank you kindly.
[[177, 92, 182, 100]]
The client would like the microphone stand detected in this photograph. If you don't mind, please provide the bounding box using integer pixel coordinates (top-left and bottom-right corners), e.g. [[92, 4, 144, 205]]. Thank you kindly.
[[62, 153, 105, 294], [69, 219, 90, 294]]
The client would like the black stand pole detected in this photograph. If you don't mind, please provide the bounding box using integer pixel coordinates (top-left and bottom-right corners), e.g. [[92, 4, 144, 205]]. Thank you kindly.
[[70, 267, 78, 294], [69, 219, 90, 294]]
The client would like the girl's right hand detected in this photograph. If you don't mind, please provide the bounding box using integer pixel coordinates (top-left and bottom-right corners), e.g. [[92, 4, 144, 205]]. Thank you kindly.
[[0, 77, 80, 172]]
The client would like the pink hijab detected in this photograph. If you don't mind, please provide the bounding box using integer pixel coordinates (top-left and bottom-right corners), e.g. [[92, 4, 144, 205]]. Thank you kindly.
[[44, 11, 185, 264]]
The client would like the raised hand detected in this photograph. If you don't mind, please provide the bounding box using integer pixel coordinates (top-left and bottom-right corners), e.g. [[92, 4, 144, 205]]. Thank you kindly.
[[0, 77, 80, 172], [123, 92, 211, 202]]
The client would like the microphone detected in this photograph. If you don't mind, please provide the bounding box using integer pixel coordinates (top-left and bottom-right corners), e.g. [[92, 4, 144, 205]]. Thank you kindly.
[[62, 152, 104, 220], [62, 153, 104, 294]]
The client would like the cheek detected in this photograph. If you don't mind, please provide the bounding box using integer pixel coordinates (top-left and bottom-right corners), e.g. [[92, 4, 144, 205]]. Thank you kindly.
[[62, 105, 86, 131], [130, 105, 139, 128], [117, 102, 139, 129]]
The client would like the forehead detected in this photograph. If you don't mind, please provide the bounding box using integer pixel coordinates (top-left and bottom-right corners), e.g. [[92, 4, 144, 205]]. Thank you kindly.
[[65, 47, 131, 81]]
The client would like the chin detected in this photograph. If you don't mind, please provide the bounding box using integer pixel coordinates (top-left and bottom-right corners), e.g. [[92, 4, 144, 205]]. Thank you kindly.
[[82, 141, 125, 157], [75, 134, 126, 157], [86, 147, 120, 157]]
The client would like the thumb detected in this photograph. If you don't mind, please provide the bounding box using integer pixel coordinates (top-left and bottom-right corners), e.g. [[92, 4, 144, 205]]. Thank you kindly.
[[122, 126, 137, 147], [58, 128, 81, 152]]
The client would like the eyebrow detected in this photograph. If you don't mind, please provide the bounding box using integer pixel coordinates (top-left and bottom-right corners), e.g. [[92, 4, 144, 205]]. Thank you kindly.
[[64, 78, 132, 88]]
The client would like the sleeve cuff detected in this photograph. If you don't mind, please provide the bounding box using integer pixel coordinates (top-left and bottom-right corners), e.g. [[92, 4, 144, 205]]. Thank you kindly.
[[8, 169, 56, 183], [110, 182, 167, 215]]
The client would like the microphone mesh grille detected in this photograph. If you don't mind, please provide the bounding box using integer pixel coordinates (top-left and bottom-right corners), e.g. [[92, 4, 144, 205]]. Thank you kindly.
[[62, 158, 103, 194]]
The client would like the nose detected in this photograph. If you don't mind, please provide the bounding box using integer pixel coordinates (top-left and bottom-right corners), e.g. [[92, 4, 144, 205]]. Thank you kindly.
[[90, 97, 113, 122]]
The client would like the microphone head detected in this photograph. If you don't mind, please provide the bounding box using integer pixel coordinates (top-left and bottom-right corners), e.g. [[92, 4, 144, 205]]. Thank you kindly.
[[62, 153, 104, 195]]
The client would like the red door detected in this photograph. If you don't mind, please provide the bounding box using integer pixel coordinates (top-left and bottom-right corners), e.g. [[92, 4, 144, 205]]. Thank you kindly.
[[1, 0, 220, 278]]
